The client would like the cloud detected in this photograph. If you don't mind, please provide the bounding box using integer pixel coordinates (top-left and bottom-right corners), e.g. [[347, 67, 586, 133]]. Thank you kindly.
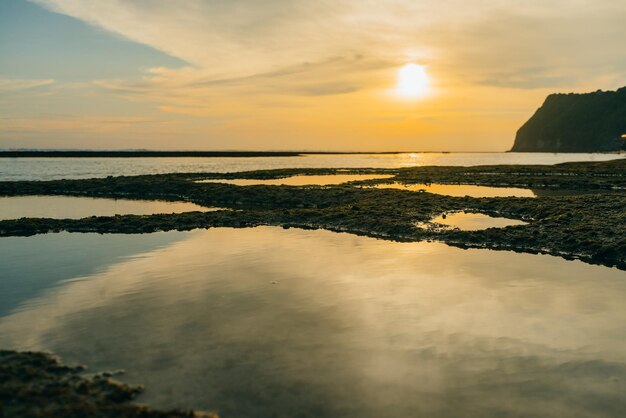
[[94, 54, 389, 105], [0, 115, 158, 134], [15, 0, 626, 150], [0, 78, 54, 92], [29, 0, 626, 94], [0, 113, 214, 149], [429, 8, 626, 89]]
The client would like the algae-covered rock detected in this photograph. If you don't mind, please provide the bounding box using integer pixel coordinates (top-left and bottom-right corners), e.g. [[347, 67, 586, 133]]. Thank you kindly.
[[0, 350, 217, 418]]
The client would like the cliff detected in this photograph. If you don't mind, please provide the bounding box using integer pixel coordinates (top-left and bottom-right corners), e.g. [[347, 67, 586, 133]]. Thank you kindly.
[[511, 87, 626, 152]]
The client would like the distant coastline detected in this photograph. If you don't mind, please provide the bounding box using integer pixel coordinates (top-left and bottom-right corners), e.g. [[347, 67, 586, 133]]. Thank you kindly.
[[0, 150, 449, 158], [0, 150, 303, 158], [2, 150, 623, 158], [0, 150, 467, 158]]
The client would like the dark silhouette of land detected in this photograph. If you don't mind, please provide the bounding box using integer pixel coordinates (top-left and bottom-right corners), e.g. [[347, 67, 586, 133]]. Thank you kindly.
[[0, 150, 302, 158], [511, 86, 626, 152], [0, 150, 455, 158]]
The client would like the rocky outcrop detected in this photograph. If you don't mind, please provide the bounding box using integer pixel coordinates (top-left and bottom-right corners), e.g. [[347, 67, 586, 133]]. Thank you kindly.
[[511, 87, 626, 152]]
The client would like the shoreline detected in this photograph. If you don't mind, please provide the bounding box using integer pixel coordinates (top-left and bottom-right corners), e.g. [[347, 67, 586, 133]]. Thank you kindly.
[[0, 350, 215, 418], [0, 159, 624, 270]]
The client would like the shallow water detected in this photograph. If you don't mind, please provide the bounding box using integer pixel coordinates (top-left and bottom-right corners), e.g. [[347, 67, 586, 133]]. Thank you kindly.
[[1, 227, 625, 418], [0, 232, 189, 317], [196, 174, 393, 186], [1, 152, 623, 181], [531, 188, 620, 197], [426, 212, 528, 230], [371, 182, 536, 198], [0, 196, 215, 220]]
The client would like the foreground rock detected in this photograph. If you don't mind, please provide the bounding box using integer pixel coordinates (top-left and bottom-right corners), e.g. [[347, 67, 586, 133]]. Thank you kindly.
[[511, 87, 626, 152], [0, 350, 216, 418]]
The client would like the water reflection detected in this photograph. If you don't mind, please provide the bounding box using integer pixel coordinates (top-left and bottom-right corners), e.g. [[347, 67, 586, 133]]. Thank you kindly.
[[0, 232, 190, 316], [531, 188, 620, 197], [371, 182, 536, 198], [0, 196, 216, 220], [2, 153, 623, 181], [196, 174, 392, 186], [424, 212, 528, 231], [371, 183, 619, 198], [0, 227, 625, 418]]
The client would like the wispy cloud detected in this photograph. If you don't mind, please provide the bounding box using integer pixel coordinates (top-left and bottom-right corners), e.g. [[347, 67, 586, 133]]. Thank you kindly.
[[29, 0, 626, 101], [0, 115, 158, 134], [93, 54, 391, 107], [428, 8, 626, 89], [0, 78, 54, 92], [29, 1, 626, 79], [13, 0, 626, 150], [0, 114, 208, 149]]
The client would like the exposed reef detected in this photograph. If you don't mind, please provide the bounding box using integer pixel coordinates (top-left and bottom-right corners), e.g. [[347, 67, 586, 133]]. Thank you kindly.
[[511, 87, 626, 152], [0, 159, 625, 269], [0, 350, 216, 418]]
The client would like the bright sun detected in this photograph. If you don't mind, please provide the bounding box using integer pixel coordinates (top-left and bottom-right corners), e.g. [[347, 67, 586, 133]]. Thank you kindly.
[[396, 63, 429, 98]]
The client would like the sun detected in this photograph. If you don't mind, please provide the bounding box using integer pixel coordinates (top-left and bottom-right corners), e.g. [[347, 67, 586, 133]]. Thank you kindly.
[[396, 63, 429, 98]]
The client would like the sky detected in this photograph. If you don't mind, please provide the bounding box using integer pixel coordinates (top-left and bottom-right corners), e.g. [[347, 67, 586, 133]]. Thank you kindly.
[[1, 0, 625, 151]]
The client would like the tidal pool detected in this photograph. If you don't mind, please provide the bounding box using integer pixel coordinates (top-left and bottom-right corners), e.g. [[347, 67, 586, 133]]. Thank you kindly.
[[0, 227, 625, 418], [371, 182, 536, 198], [0, 196, 216, 220], [196, 174, 393, 186], [531, 188, 621, 197], [424, 212, 528, 231]]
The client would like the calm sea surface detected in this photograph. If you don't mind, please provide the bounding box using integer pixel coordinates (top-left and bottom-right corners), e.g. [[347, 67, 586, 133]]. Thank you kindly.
[[1, 152, 623, 181], [1, 228, 625, 418]]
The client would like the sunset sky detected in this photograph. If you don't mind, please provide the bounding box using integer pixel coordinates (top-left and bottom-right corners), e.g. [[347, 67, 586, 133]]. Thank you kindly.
[[1, 0, 625, 151]]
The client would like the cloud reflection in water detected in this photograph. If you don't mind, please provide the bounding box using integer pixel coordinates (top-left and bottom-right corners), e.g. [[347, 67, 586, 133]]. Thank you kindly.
[[1, 227, 625, 417]]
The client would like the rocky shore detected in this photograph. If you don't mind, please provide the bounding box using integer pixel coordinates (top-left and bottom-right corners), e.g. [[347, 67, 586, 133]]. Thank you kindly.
[[0, 158, 624, 269], [0, 350, 216, 418]]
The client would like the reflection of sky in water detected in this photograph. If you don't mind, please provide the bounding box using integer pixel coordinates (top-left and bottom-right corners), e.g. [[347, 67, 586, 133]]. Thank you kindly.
[[372, 183, 615, 198], [0, 232, 190, 316], [0, 227, 625, 417], [196, 174, 392, 186], [372, 182, 536, 198], [428, 212, 528, 230], [0, 196, 216, 220], [2, 153, 623, 181]]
